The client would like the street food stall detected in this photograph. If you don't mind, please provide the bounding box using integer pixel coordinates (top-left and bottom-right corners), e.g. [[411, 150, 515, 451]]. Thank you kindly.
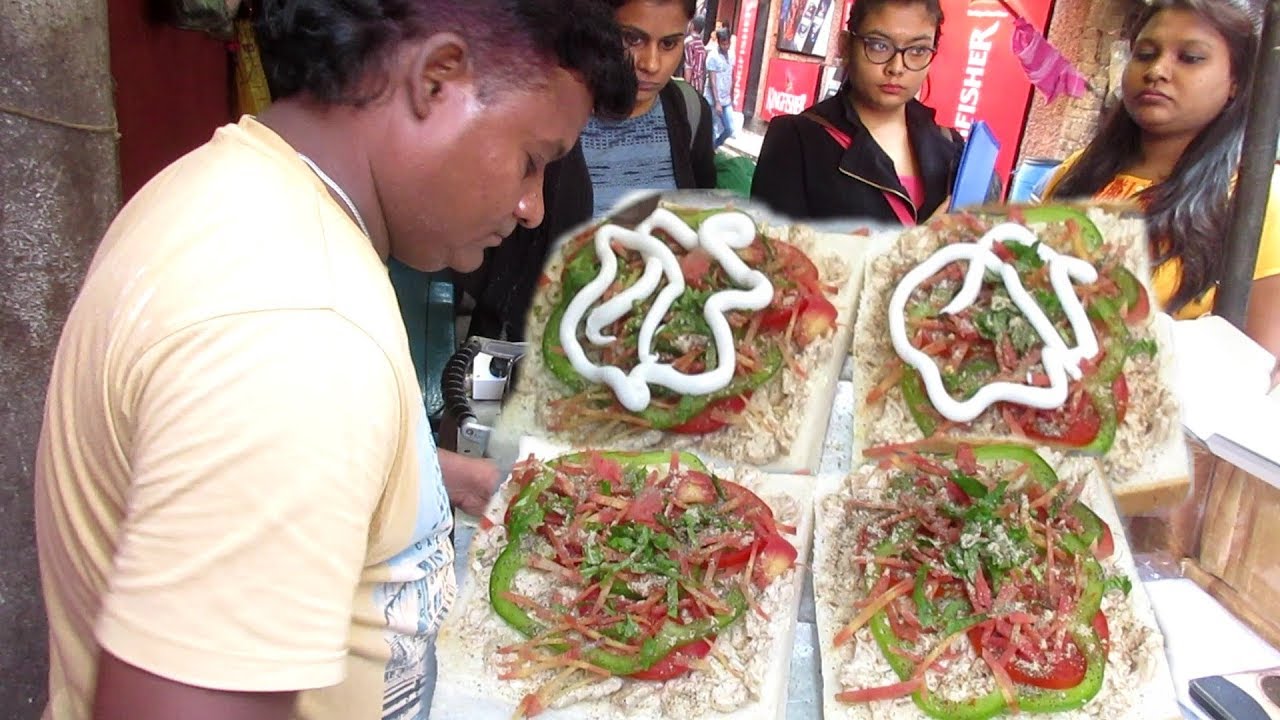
[[430, 184, 1280, 719]]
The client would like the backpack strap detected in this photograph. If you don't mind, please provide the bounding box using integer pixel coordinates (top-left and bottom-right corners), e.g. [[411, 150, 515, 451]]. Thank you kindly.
[[801, 111, 853, 151], [672, 78, 702, 150]]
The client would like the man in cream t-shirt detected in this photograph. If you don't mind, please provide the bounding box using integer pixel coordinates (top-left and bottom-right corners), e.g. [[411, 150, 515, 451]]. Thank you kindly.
[[33, 2, 636, 719]]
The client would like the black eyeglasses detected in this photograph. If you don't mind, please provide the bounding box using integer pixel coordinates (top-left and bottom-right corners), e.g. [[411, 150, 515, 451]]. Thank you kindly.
[[851, 33, 937, 71]]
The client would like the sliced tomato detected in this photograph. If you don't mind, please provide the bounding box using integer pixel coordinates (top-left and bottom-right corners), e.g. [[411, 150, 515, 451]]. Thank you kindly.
[[770, 240, 822, 292], [679, 248, 714, 288], [589, 453, 624, 485], [1094, 519, 1115, 561], [1094, 610, 1111, 657], [969, 610, 1111, 690], [1020, 395, 1102, 448], [715, 538, 758, 571], [674, 471, 718, 505], [722, 482, 779, 536], [760, 291, 808, 332], [670, 394, 749, 435], [796, 294, 839, 346], [752, 532, 799, 587], [944, 480, 971, 506], [623, 487, 666, 528], [992, 241, 1016, 263], [629, 638, 713, 681], [1125, 281, 1151, 324], [1113, 374, 1129, 425]]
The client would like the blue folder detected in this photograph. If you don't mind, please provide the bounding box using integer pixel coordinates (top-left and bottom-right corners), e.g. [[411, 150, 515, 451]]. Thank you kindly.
[[949, 120, 1002, 212]]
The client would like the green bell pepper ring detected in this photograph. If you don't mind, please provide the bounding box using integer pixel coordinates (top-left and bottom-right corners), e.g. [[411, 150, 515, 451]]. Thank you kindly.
[[544, 301, 784, 429], [969, 445, 1105, 551], [869, 584, 1008, 720], [970, 445, 1058, 487], [541, 219, 785, 429], [1016, 558, 1107, 713], [1013, 206, 1104, 256], [636, 345, 782, 429], [490, 468, 560, 637], [489, 451, 746, 677], [901, 367, 940, 438], [666, 205, 731, 231], [542, 301, 587, 393], [867, 448, 1109, 717], [1070, 297, 1129, 456], [1109, 267, 1144, 318]]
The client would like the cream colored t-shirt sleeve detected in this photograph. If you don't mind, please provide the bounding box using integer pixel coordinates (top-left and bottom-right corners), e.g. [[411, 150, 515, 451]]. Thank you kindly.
[[96, 308, 402, 693]]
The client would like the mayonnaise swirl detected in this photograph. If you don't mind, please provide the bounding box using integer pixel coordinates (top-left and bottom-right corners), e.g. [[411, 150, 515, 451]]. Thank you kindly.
[[887, 222, 1100, 423], [559, 209, 775, 412]]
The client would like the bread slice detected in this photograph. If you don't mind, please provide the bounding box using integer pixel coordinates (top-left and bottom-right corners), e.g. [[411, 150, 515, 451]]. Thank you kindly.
[[849, 204, 1191, 515], [430, 440, 816, 720], [493, 195, 876, 474], [811, 453, 1181, 720]]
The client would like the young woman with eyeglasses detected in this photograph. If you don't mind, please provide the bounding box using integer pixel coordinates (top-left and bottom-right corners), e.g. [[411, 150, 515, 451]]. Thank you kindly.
[[1044, 0, 1280, 364], [751, 0, 962, 226], [747, 0, 962, 224]]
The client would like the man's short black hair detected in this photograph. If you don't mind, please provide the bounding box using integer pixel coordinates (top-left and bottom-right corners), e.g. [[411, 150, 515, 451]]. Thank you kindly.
[[715, 28, 730, 43], [690, 15, 706, 33], [256, 1, 636, 118], [606, 0, 697, 19]]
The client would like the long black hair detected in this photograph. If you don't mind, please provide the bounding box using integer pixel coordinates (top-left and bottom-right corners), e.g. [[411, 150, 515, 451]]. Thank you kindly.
[[256, 0, 636, 118], [1050, 0, 1262, 311]]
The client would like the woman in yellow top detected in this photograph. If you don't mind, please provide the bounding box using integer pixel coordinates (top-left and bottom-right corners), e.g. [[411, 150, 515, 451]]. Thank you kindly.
[[1044, 0, 1280, 362]]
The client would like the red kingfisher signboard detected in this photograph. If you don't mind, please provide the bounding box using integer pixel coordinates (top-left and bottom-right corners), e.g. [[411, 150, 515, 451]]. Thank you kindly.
[[760, 57, 824, 121], [925, 0, 1056, 188], [732, 0, 761, 111]]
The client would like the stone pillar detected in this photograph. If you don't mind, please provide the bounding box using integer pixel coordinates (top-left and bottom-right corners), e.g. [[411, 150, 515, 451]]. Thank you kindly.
[[0, 0, 120, 714], [1019, 0, 1138, 162]]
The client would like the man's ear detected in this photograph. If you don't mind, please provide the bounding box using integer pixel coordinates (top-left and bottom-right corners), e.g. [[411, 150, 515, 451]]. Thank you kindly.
[[404, 32, 475, 119]]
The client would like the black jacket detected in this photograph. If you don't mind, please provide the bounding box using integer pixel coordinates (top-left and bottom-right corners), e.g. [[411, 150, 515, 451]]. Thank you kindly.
[[751, 91, 964, 225], [460, 82, 716, 341]]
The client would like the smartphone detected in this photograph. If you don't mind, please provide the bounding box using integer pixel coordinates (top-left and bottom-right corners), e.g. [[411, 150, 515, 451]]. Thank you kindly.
[[1190, 668, 1280, 720]]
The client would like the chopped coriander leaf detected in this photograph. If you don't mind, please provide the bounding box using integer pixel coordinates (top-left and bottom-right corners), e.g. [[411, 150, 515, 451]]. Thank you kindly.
[[1005, 240, 1045, 272], [908, 301, 934, 320], [945, 545, 981, 583], [1008, 315, 1040, 354], [1127, 338, 1158, 358], [583, 541, 604, 567], [950, 472, 988, 500], [614, 615, 641, 640], [624, 466, 648, 494], [942, 358, 999, 401], [974, 307, 1011, 342], [944, 612, 988, 636], [1102, 573, 1133, 597], [1033, 288, 1064, 319]]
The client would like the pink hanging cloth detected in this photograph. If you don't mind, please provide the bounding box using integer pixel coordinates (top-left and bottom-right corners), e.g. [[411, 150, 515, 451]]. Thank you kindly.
[[1009, 14, 1091, 102]]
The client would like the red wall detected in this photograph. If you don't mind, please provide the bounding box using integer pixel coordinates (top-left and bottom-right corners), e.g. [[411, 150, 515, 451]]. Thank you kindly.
[[108, 0, 235, 200], [925, 0, 1056, 187]]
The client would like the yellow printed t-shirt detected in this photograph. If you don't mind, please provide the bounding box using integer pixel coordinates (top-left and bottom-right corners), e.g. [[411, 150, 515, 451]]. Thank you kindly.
[[36, 116, 454, 720], [1043, 152, 1280, 318]]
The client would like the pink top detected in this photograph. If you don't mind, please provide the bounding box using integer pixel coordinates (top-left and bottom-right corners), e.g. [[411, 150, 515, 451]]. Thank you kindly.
[[885, 175, 926, 227]]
